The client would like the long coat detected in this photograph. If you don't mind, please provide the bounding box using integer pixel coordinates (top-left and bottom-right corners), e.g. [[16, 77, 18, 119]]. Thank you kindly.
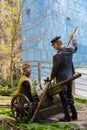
[[51, 39, 78, 82]]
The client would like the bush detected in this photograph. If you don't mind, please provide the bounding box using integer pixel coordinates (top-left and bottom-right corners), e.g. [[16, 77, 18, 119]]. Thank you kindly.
[[0, 109, 12, 117], [0, 80, 9, 87], [13, 79, 19, 87], [0, 86, 16, 96], [0, 79, 19, 88], [0, 78, 19, 96]]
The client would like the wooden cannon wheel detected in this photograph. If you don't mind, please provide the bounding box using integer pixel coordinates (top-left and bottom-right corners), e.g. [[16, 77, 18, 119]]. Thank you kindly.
[[11, 94, 32, 122]]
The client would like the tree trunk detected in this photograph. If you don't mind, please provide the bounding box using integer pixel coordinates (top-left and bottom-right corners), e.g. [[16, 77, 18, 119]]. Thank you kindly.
[[9, 56, 13, 88]]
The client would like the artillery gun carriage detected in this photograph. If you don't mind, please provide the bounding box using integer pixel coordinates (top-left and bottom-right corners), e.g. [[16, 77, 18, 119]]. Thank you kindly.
[[11, 73, 81, 122]]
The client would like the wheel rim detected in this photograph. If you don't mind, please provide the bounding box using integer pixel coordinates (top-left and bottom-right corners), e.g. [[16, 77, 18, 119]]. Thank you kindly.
[[11, 94, 32, 122]]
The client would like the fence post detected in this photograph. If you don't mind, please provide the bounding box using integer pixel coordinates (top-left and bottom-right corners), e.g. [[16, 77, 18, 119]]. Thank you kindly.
[[72, 81, 75, 95], [38, 63, 41, 82]]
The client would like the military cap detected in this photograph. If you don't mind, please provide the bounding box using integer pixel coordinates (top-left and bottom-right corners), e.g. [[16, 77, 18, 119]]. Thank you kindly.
[[51, 36, 61, 46], [22, 63, 30, 71]]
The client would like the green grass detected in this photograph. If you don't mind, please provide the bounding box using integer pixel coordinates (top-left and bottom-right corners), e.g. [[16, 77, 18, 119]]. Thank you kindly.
[[0, 109, 80, 130], [0, 109, 12, 117], [74, 97, 87, 103], [0, 96, 87, 130], [0, 96, 12, 100], [18, 122, 80, 130]]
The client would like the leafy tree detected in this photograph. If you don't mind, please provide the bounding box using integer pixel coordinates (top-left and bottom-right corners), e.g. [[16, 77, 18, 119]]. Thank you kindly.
[[0, 0, 48, 87], [0, 0, 25, 87]]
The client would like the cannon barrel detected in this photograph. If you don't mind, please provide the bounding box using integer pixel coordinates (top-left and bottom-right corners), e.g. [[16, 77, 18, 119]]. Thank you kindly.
[[47, 73, 81, 96]]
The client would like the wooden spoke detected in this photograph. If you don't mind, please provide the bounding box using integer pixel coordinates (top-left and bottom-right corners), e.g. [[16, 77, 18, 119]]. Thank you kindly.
[[11, 94, 32, 122]]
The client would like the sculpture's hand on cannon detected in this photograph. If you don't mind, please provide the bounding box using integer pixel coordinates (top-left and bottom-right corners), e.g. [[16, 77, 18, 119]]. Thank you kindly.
[[47, 73, 81, 96], [33, 93, 39, 102], [44, 77, 51, 84]]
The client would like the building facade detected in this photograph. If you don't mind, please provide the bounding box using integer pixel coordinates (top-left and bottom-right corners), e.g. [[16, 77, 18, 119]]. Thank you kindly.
[[22, 0, 87, 79]]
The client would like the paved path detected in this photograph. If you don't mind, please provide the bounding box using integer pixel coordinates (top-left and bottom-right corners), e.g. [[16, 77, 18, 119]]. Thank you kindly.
[[48, 102, 87, 129], [0, 96, 11, 106], [48, 111, 87, 129], [0, 115, 15, 122]]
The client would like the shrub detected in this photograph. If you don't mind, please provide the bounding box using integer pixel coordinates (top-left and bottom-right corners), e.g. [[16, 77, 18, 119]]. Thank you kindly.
[[0, 109, 12, 117], [0, 80, 9, 87], [13, 79, 19, 87], [0, 79, 19, 87], [0, 86, 16, 96]]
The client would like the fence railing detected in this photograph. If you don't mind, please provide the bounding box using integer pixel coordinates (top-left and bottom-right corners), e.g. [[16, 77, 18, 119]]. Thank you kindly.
[[23, 60, 87, 98], [23, 60, 52, 81], [75, 67, 87, 98]]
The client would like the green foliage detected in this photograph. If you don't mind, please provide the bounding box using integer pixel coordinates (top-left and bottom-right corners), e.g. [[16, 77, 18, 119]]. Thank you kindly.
[[74, 97, 87, 103], [0, 78, 19, 87], [0, 78, 18, 95], [32, 80, 41, 86], [0, 96, 12, 100], [18, 122, 79, 130], [0, 109, 12, 117], [0, 0, 23, 87], [13, 79, 19, 87], [0, 86, 16, 96], [0, 80, 9, 87], [0, 86, 11, 96]]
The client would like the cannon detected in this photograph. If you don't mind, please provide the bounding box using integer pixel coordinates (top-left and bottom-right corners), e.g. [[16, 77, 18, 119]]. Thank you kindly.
[[11, 73, 81, 122]]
